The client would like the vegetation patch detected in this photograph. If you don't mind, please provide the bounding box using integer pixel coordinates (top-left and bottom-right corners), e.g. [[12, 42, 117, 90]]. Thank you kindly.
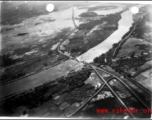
[[79, 12, 98, 17]]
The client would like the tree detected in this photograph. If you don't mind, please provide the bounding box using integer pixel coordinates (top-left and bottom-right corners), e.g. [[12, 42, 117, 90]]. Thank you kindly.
[[0, 54, 16, 67], [48, 50, 53, 56], [140, 51, 144, 56], [94, 57, 100, 63], [43, 63, 48, 67], [131, 52, 135, 58], [113, 43, 118, 48]]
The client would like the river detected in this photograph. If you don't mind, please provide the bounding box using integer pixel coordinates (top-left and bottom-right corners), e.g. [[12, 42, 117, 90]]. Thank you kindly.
[[77, 5, 145, 63], [0, 5, 144, 99], [77, 10, 133, 62]]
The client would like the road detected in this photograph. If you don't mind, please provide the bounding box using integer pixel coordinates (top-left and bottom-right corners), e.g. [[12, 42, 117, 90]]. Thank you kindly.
[[0, 7, 81, 101], [56, 7, 151, 118], [1, 6, 151, 118]]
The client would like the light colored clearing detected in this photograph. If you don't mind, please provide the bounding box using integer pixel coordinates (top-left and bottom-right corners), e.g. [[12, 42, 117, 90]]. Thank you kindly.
[[64, 51, 71, 56], [146, 22, 152, 28], [91, 91, 114, 102], [12, 54, 24, 59], [144, 32, 152, 38], [62, 39, 70, 46], [25, 50, 38, 55], [51, 42, 60, 50], [38, 38, 47, 43], [87, 22, 107, 36], [0, 60, 83, 99], [87, 25, 101, 35], [60, 40, 70, 50], [84, 72, 102, 88], [74, 19, 85, 26], [77, 10, 134, 62]]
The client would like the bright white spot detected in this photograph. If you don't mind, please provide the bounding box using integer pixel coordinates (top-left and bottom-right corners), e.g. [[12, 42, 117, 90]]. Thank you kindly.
[[25, 50, 37, 55], [130, 6, 139, 14], [46, 3, 54, 12], [51, 42, 60, 50], [98, 83, 101, 87], [75, 103, 80, 107], [124, 116, 129, 119], [25, 1, 27, 3]]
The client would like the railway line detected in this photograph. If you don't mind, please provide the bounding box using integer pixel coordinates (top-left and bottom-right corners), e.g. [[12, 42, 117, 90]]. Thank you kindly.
[[0, 6, 151, 119], [57, 7, 151, 118], [63, 64, 151, 118]]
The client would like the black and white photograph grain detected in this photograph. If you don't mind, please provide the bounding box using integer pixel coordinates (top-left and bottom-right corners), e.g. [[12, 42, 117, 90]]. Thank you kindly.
[[0, 1, 152, 119]]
